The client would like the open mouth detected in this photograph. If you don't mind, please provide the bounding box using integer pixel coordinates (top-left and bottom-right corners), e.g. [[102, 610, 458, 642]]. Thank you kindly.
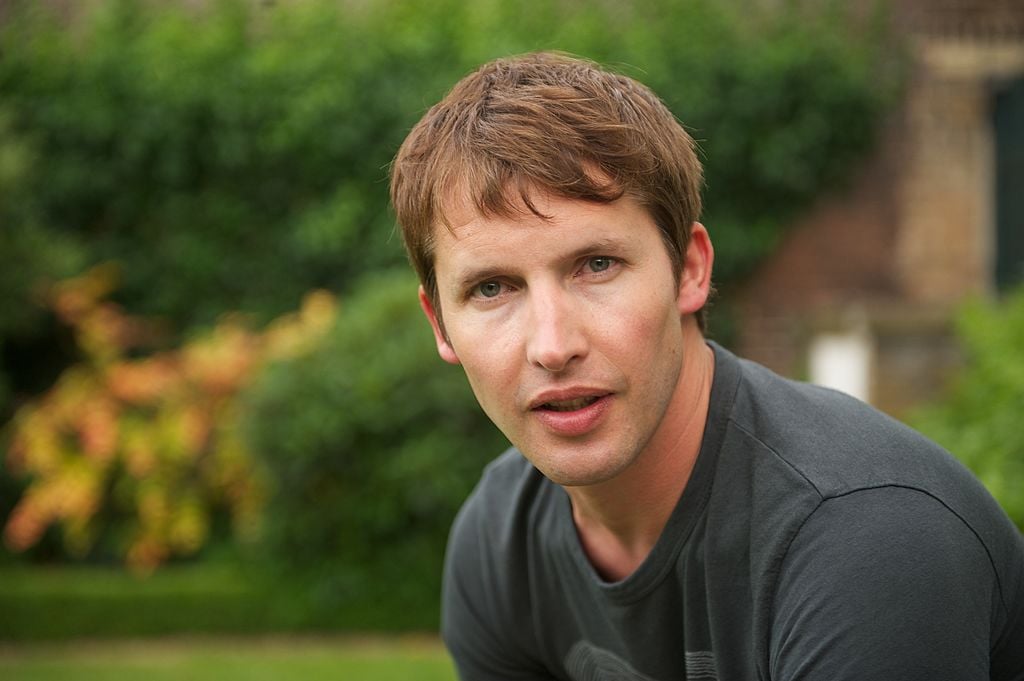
[[539, 396, 601, 412]]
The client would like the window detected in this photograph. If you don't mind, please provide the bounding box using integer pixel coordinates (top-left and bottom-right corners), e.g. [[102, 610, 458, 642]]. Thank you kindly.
[[808, 330, 872, 403]]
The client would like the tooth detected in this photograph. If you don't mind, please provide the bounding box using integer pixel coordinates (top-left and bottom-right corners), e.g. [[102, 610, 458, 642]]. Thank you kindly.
[[546, 396, 597, 412]]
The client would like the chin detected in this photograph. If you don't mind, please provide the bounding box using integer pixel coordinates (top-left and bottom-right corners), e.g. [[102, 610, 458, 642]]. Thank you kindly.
[[534, 453, 634, 488]]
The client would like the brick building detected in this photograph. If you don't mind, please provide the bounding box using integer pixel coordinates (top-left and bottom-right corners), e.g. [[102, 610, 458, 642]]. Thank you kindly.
[[734, 0, 1024, 417]]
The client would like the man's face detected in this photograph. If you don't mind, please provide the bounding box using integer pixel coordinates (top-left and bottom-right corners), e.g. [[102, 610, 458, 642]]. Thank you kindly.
[[420, 191, 711, 487]]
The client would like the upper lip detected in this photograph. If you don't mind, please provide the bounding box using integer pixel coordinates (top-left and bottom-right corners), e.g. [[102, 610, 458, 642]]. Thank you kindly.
[[527, 387, 611, 410]]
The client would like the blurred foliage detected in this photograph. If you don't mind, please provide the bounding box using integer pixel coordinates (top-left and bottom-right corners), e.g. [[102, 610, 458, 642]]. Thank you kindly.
[[0, 0, 898, 411], [0, 0, 421, 331], [4, 266, 336, 571], [0, 0, 899, 612], [580, 1, 900, 288], [912, 287, 1024, 531], [242, 270, 508, 620]]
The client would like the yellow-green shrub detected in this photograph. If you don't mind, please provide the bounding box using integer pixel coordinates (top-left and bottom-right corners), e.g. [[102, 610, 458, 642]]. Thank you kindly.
[[4, 266, 335, 570]]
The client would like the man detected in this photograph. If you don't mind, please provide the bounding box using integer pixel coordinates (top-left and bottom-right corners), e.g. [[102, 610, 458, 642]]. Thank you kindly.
[[389, 52, 1024, 680]]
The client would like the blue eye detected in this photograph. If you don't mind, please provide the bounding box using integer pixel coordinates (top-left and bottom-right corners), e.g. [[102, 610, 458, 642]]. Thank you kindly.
[[475, 281, 503, 298], [588, 257, 614, 273]]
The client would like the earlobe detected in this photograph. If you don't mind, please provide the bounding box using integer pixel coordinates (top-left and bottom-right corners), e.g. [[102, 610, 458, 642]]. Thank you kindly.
[[418, 286, 461, 365], [677, 222, 714, 316]]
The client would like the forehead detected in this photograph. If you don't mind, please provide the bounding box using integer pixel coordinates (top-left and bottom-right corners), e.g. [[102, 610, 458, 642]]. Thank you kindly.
[[430, 165, 625, 241], [436, 188, 616, 242]]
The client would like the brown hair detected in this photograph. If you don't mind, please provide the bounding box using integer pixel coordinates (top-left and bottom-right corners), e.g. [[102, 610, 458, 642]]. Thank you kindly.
[[390, 51, 707, 327]]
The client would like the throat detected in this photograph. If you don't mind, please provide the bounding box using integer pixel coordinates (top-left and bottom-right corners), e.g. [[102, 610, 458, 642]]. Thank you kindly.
[[572, 513, 655, 582]]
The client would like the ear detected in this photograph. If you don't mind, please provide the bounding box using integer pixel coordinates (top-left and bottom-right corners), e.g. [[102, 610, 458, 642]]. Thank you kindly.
[[676, 222, 714, 316], [418, 286, 461, 365]]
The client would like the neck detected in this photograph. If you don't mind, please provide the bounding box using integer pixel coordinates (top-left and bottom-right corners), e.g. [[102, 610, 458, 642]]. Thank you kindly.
[[566, 329, 714, 581]]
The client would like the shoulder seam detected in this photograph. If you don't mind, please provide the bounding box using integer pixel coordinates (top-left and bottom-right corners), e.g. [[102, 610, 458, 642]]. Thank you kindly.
[[727, 416, 1007, 615], [821, 484, 1009, 616], [772, 485, 1009, 632], [728, 417, 825, 500], [759, 483, 1009, 678]]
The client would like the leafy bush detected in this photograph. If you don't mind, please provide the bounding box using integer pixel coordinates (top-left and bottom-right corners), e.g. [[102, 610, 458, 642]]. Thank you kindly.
[[0, 0, 432, 329], [912, 287, 1024, 530], [0, 0, 896, 380], [0, 0, 898, 603], [583, 1, 899, 287], [4, 266, 335, 569], [241, 270, 507, 622], [0, 0, 456, 420]]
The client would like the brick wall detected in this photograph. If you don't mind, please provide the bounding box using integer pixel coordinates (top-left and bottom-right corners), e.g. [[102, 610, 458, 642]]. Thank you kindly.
[[734, 2, 1024, 416]]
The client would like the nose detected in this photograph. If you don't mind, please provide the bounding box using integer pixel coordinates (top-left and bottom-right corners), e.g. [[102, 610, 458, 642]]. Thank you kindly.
[[525, 288, 588, 373]]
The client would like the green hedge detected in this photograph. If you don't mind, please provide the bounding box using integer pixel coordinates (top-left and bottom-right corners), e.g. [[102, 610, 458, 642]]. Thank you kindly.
[[1, 0, 899, 606], [0, 0, 439, 332], [0, 562, 266, 640], [912, 287, 1024, 530], [0, 0, 896, 404], [240, 271, 508, 622], [0, 560, 441, 640]]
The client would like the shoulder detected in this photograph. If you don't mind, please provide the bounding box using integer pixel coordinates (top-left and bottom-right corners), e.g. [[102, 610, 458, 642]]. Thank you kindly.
[[706, 350, 1024, 678], [447, 447, 549, 557], [444, 446, 544, 587], [721, 349, 1023, 589], [726, 352, 996, 511], [769, 485, 1024, 680], [441, 448, 556, 676], [769, 491, 966, 680]]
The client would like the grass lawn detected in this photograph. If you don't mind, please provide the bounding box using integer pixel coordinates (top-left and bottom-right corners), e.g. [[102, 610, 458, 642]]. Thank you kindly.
[[0, 562, 457, 678], [0, 635, 456, 681], [0, 561, 438, 639]]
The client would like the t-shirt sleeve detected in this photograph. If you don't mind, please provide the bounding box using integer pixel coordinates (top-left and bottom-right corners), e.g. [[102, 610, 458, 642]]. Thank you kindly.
[[768, 486, 1002, 681], [441, 494, 555, 681]]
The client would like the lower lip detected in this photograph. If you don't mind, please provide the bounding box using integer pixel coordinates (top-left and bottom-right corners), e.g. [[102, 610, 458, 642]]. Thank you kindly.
[[532, 395, 611, 437]]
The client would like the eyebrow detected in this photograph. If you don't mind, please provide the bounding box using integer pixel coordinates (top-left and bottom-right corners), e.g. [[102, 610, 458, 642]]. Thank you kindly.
[[453, 266, 507, 293]]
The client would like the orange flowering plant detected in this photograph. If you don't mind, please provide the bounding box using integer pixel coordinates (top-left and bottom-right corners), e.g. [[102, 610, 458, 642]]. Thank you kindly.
[[3, 265, 336, 571]]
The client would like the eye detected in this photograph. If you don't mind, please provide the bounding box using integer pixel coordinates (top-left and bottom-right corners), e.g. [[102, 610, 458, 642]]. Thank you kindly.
[[474, 281, 504, 299], [586, 257, 615, 273]]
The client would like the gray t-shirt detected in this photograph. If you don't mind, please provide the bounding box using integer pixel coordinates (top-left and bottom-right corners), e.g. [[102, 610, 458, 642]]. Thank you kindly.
[[441, 342, 1024, 680]]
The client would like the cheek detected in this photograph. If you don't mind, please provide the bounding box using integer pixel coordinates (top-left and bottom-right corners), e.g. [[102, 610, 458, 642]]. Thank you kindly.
[[449, 325, 521, 405], [460, 358, 523, 437], [601, 291, 681, 355]]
